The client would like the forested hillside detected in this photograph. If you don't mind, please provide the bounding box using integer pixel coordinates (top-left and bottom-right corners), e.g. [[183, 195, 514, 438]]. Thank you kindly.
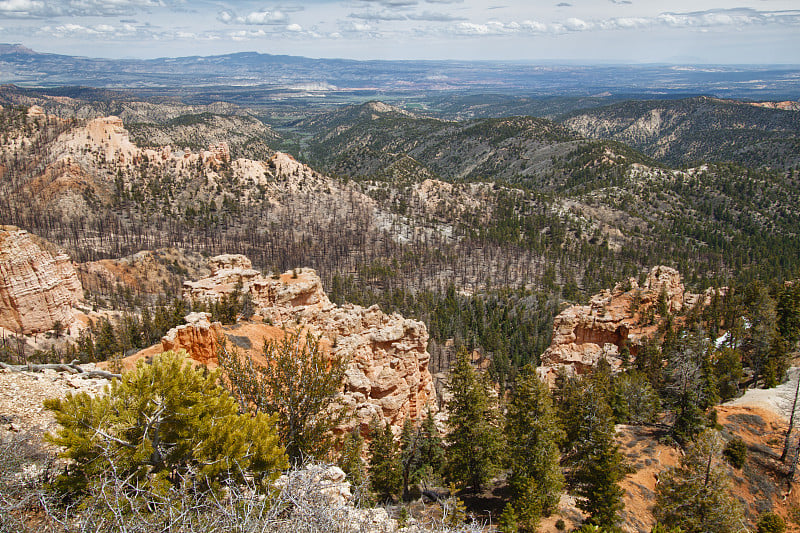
[[559, 96, 800, 169]]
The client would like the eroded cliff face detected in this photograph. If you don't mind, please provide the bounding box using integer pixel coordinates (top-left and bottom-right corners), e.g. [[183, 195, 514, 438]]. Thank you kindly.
[[0, 226, 83, 334], [161, 312, 224, 366], [179, 254, 436, 435], [538, 265, 718, 384]]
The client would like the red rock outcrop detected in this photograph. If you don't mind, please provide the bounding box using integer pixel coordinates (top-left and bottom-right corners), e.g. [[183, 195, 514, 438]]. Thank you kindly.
[[538, 266, 718, 384], [181, 254, 436, 434], [0, 226, 83, 334], [161, 312, 224, 365]]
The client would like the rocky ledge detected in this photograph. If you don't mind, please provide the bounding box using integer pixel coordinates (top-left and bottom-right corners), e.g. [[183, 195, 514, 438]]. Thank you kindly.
[[538, 266, 720, 384], [178, 254, 436, 435]]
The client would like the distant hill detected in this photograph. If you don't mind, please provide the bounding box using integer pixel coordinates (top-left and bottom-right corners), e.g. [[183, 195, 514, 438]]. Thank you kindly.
[[290, 101, 602, 188], [559, 96, 800, 169], [2, 44, 800, 101]]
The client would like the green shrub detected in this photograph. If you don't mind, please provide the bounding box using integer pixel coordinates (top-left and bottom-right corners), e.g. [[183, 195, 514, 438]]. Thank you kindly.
[[44, 350, 287, 495], [723, 437, 747, 469], [757, 512, 786, 533]]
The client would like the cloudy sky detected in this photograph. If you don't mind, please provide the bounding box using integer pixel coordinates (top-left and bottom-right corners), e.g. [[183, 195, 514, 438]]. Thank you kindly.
[[1, 0, 799, 63]]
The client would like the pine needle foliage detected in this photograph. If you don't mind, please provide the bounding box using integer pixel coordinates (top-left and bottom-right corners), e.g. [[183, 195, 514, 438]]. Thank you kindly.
[[563, 377, 626, 530], [444, 347, 504, 492], [43, 350, 287, 496], [218, 329, 347, 464], [368, 418, 402, 502], [505, 363, 565, 520], [654, 429, 745, 533], [339, 427, 367, 488]]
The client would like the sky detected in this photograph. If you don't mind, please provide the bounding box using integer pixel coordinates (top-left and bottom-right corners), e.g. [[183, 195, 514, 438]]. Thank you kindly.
[[1, 0, 799, 63]]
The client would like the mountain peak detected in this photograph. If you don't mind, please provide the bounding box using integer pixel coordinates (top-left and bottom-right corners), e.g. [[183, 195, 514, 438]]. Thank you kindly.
[[0, 43, 37, 55]]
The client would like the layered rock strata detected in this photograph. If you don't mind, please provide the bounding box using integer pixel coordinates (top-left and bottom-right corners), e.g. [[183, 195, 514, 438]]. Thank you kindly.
[[161, 312, 224, 366], [0, 226, 83, 334], [538, 266, 718, 384], [182, 255, 435, 434]]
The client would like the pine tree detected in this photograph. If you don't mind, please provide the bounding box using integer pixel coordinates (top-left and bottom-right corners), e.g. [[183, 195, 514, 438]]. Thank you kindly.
[[368, 418, 402, 502], [565, 379, 626, 530], [418, 408, 445, 482], [44, 350, 287, 495], [339, 427, 367, 489], [663, 328, 717, 445], [742, 281, 783, 386], [505, 363, 565, 522], [218, 329, 347, 463], [654, 429, 745, 533], [444, 348, 504, 492], [400, 418, 423, 498]]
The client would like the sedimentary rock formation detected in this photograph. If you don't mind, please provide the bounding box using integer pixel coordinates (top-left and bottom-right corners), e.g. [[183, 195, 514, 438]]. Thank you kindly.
[[182, 254, 436, 434], [538, 266, 717, 384], [161, 312, 224, 366], [0, 226, 83, 334]]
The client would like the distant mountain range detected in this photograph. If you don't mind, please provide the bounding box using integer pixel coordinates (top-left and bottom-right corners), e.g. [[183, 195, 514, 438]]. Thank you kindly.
[[2, 43, 800, 101]]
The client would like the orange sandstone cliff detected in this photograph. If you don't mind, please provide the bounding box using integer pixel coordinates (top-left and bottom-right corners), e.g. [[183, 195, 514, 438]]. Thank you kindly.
[[0, 225, 83, 334], [170, 254, 436, 434], [538, 265, 719, 383]]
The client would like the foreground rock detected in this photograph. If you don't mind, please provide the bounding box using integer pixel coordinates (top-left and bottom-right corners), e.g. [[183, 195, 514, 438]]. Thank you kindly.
[[0, 364, 107, 438], [538, 266, 719, 383], [181, 254, 436, 435], [0, 226, 83, 334]]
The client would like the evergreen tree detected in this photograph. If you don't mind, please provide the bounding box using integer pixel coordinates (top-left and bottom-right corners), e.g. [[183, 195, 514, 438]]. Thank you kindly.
[[368, 419, 402, 502], [400, 418, 423, 498], [654, 429, 745, 533], [565, 380, 626, 530], [634, 339, 663, 390], [742, 281, 784, 386], [94, 317, 119, 360], [714, 347, 743, 402], [444, 348, 504, 491], [418, 408, 445, 483], [777, 282, 800, 347], [662, 328, 717, 445], [339, 427, 367, 489], [218, 330, 347, 463], [611, 371, 661, 425], [505, 363, 565, 522], [44, 351, 287, 495]]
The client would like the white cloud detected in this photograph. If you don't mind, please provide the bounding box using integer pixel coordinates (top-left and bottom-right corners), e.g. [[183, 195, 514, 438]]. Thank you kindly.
[[217, 7, 293, 25], [354, 0, 418, 8], [438, 7, 800, 41], [656, 8, 800, 29], [286, 23, 302, 32], [520, 20, 547, 32], [451, 21, 517, 35], [0, 0, 50, 17], [1, 0, 164, 18], [563, 17, 590, 31], [408, 10, 466, 21], [41, 23, 118, 36], [349, 10, 407, 21], [229, 29, 269, 41], [240, 10, 288, 25], [217, 9, 233, 23]]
